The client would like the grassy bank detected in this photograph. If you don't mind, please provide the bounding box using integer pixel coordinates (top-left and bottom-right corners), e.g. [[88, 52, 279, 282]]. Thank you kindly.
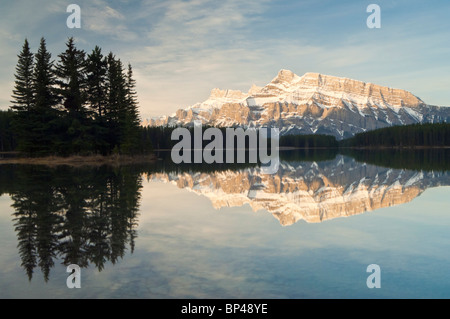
[[0, 153, 157, 167]]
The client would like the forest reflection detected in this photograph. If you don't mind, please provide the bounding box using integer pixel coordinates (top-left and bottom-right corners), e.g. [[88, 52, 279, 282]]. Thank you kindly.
[[0, 165, 141, 281], [1, 148, 449, 281]]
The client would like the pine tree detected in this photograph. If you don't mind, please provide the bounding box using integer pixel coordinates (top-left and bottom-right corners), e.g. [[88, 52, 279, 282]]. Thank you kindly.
[[105, 53, 128, 153], [11, 39, 34, 112], [120, 63, 141, 154], [33, 37, 58, 112], [54, 37, 91, 154], [30, 37, 59, 156], [86, 46, 109, 154], [55, 37, 87, 115], [86, 46, 107, 119], [10, 39, 34, 153], [126, 63, 139, 120]]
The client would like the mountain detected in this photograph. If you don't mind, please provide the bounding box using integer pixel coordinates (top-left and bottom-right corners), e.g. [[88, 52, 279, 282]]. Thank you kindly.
[[144, 156, 450, 225], [143, 70, 450, 139]]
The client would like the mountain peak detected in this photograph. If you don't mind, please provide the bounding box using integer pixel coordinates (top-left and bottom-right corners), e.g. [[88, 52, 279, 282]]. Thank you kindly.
[[209, 88, 247, 100], [146, 70, 450, 140], [248, 84, 262, 95], [272, 69, 298, 83]]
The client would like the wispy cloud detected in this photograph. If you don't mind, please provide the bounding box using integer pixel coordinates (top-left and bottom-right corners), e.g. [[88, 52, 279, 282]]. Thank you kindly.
[[120, 0, 272, 117], [1, 0, 450, 115], [83, 1, 138, 41]]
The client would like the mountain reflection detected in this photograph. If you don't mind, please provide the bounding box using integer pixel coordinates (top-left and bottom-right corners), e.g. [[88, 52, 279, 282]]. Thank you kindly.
[[145, 152, 450, 225], [1, 165, 141, 281], [1, 149, 449, 281]]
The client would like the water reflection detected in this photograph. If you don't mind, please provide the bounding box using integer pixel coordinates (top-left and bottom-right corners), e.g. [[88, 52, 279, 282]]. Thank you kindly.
[[1, 149, 449, 283], [145, 152, 450, 225], [0, 165, 141, 281]]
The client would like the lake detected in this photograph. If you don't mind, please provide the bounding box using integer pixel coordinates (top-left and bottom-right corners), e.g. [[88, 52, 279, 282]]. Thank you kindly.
[[1, 149, 450, 298]]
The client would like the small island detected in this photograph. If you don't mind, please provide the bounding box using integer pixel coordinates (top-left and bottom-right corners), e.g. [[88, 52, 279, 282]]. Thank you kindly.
[[0, 37, 154, 165]]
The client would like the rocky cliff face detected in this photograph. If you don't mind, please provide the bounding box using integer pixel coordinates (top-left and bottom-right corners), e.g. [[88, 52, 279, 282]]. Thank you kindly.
[[144, 156, 450, 225], [143, 70, 450, 139]]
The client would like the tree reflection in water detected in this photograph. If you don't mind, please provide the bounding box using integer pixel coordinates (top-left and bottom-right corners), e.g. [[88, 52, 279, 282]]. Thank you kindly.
[[2, 148, 450, 282], [2, 165, 141, 281]]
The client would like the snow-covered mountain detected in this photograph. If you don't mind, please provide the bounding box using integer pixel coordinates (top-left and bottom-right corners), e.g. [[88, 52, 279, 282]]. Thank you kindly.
[[143, 70, 450, 139], [144, 156, 450, 225]]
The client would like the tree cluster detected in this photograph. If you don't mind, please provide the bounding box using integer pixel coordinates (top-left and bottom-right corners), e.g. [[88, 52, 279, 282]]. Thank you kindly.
[[11, 37, 142, 156]]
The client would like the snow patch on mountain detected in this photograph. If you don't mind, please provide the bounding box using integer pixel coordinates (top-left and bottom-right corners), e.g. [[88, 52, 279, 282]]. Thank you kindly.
[[143, 70, 450, 139]]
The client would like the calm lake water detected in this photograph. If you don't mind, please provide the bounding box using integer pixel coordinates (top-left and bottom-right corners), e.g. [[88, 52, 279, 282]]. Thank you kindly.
[[1, 149, 450, 298]]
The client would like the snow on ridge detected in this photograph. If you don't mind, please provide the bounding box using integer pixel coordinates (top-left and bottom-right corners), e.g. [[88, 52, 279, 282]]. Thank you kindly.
[[180, 70, 425, 113], [144, 70, 443, 134]]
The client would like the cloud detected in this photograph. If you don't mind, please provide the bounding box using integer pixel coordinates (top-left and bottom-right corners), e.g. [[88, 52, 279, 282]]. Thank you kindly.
[[120, 0, 272, 118], [135, 0, 450, 117], [1, 0, 450, 115], [83, 1, 138, 41]]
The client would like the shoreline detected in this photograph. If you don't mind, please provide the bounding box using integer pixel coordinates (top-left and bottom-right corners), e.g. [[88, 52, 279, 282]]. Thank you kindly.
[[1, 145, 448, 166], [152, 146, 450, 151], [339, 146, 450, 150], [0, 153, 157, 167]]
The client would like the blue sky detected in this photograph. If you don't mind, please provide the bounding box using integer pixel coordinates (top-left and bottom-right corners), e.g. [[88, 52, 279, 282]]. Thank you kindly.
[[1, 0, 449, 119]]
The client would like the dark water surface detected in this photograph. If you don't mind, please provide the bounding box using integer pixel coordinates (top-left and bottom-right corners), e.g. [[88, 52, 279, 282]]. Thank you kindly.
[[1, 149, 450, 298]]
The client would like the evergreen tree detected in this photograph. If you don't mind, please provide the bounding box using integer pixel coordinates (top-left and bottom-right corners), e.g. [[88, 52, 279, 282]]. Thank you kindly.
[[29, 37, 58, 156], [116, 58, 129, 146], [54, 37, 91, 154], [33, 37, 58, 112], [55, 37, 87, 115], [105, 53, 128, 152], [11, 39, 34, 112], [121, 63, 141, 154], [10, 39, 34, 153], [125, 63, 139, 124], [86, 46, 107, 119], [86, 46, 109, 154]]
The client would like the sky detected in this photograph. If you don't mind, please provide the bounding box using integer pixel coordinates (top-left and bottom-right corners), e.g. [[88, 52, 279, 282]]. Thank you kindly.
[[1, 0, 450, 120]]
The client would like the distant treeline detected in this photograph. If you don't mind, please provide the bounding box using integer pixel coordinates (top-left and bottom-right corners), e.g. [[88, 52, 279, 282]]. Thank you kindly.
[[280, 134, 339, 148], [5, 121, 449, 155], [140, 125, 280, 150], [140, 123, 450, 150], [8, 37, 147, 157], [140, 126, 338, 150], [340, 123, 450, 148]]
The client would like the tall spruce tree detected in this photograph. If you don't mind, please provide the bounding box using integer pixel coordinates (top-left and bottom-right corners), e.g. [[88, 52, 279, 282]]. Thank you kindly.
[[54, 37, 91, 154], [121, 63, 141, 154], [105, 53, 128, 152], [125, 63, 140, 128], [29, 37, 58, 155], [10, 39, 34, 153], [86, 46, 107, 119], [11, 39, 34, 112], [86, 46, 109, 154], [33, 37, 58, 112], [55, 37, 87, 115]]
